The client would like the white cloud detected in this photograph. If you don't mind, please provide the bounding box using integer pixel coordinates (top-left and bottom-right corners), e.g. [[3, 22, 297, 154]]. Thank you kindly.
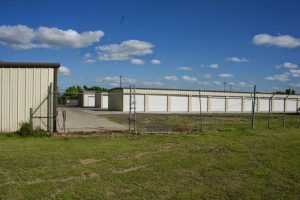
[[289, 69, 300, 77], [96, 76, 136, 85], [209, 64, 219, 69], [164, 75, 178, 81], [265, 72, 290, 82], [0, 25, 104, 49], [182, 75, 197, 82], [178, 66, 192, 71], [84, 59, 96, 64], [59, 66, 71, 76], [83, 53, 96, 64], [96, 40, 154, 61], [151, 59, 161, 64], [218, 73, 233, 78], [84, 53, 92, 59], [226, 57, 249, 63], [253, 34, 300, 48], [130, 58, 144, 65], [276, 62, 298, 69]]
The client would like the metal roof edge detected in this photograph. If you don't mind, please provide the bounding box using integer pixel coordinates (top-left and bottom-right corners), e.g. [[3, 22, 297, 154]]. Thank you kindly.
[[0, 61, 60, 68], [109, 87, 299, 96]]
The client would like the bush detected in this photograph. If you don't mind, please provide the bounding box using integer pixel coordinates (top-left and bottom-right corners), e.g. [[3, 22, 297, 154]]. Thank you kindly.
[[15, 122, 49, 137]]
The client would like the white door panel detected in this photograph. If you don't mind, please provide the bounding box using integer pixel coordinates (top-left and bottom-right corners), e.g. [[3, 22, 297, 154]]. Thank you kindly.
[[123, 95, 145, 112], [272, 99, 284, 112], [243, 98, 253, 112], [191, 97, 207, 112], [227, 98, 242, 112], [170, 96, 188, 112], [102, 95, 108, 109], [259, 98, 269, 112], [210, 97, 225, 112], [148, 95, 167, 112], [286, 99, 296, 112]]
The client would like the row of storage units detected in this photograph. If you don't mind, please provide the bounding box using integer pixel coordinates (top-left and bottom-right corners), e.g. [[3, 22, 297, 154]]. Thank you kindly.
[[80, 91, 108, 109], [108, 88, 300, 113]]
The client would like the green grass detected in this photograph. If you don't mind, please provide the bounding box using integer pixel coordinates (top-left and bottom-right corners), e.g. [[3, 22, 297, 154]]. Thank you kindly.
[[1, 129, 300, 199], [105, 113, 300, 132]]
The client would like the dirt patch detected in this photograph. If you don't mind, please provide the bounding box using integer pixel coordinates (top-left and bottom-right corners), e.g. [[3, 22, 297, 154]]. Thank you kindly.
[[1, 172, 99, 187], [80, 158, 99, 165], [113, 165, 147, 174], [81, 171, 98, 178]]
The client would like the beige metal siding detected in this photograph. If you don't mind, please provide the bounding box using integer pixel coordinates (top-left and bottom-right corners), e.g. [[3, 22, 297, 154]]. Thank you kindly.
[[0, 68, 54, 132]]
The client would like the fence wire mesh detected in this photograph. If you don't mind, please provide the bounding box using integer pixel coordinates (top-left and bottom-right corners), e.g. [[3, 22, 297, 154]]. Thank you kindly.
[[54, 90, 300, 134]]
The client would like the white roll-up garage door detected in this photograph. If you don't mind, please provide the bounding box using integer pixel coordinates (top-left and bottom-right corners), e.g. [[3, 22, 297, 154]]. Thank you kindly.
[[227, 98, 242, 112], [243, 98, 253, 112], [210, 97, 225, 112], [272, 99, 284, 112], [102, 95, 108, 109], [191, 97, 207, 112], [123, 95, 145, 112], [258, 98, 269, 112], [84, 95, 95, 107], [286, 99, 297, 112], [169, 96, 188, 112], [148, 95, 167, 112]]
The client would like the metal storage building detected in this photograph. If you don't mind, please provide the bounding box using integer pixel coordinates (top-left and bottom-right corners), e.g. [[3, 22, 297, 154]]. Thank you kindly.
[[95, 92, 109, 109], [109, 88, 300, 113], [0, 61, 59, 132], [80, 91, 96, 107], [80, 91, 109, 109]]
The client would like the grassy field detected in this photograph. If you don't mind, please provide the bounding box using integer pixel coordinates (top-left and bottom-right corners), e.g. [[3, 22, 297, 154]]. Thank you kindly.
[[105, 113, 300, 133], [1, 129, 300, 199]]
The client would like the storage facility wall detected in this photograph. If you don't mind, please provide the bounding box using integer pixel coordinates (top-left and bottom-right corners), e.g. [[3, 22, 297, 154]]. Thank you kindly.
[[108, 90, 123, 111], [0, 67, 54, 132], [109, 89, 300, 113], [95, 93, 109, 109]]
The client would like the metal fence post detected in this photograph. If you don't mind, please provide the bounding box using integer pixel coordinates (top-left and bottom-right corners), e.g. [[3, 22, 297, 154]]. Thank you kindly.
[[251, 85, 257, 129], [198, 90, 203, 132], [29, 108, 33, 130], [62, 110, 66, 133]]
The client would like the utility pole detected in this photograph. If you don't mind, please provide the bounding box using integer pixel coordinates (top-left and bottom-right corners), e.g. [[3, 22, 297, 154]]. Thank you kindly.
[[128, 86, 132, 132], [120, 76, 122, 88], [133, 85, 137, 134], [223, 82, 227, 92], [251, 85, 257, 129]]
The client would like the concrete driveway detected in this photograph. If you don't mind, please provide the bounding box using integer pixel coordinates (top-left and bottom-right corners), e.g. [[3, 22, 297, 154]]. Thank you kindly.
[[57, 107, 127, 133]]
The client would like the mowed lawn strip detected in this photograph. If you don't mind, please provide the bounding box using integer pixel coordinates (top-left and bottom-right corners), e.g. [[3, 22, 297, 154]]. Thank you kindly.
[[0, 129, 300, 199], [104, 113, 300, 132]]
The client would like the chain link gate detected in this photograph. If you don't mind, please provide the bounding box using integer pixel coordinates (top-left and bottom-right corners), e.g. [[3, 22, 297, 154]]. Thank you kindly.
[[29, 83, 57, 133]]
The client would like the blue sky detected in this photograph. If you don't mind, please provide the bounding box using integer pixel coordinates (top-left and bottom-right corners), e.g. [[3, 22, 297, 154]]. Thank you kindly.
[[1, 0, 300, 92]]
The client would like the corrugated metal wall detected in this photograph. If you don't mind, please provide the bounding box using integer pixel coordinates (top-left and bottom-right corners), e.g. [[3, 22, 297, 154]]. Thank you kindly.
[[0, 68, 54, 132]]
